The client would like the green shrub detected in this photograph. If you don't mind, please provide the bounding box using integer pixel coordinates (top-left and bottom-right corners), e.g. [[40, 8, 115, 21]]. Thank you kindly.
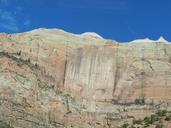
[[150, 114, 159, 122], [143, 114, 158, 125], [111, 99, 118, 104], [0, 52, 9, 58], [156, 110, 167, 117], [120, 123, 129, 128], [134, 98, 145, 105], [0, 121, 14, 128], [144, 116, 156, 125], [144, 117, 151, 125]]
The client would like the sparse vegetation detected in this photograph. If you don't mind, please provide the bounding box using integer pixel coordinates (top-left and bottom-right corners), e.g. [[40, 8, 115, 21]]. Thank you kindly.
[[119, 110, 171, 128], [0, 51, 40, 70], [143, 114, 159, 126], [111, 98, 146, 106]]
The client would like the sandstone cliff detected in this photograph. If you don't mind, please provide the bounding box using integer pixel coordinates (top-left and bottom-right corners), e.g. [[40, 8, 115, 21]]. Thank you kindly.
[[0, 28, 171, 128]]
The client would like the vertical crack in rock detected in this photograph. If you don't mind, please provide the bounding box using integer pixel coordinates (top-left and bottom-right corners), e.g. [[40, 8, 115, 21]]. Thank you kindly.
[[140, 46, 145, 101], [163, 43, 168, 56], [35, 40, 40, 103], [63, 53, 68, 88], [112, 45, 120, 96], [112, 65, 119, 97], [74, 48, 83, 78], [88, 47, 98, 89]]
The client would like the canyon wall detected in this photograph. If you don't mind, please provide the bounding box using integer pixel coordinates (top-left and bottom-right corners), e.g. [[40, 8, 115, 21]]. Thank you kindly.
[[0, 29, 171, 128]]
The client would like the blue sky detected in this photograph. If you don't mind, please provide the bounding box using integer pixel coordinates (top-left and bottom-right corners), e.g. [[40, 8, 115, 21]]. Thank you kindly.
[[0, 0, 171, 42]]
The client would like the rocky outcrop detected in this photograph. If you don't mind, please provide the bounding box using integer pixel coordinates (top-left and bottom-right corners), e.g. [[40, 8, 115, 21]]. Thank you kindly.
[[0, 28, 171, 128]]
